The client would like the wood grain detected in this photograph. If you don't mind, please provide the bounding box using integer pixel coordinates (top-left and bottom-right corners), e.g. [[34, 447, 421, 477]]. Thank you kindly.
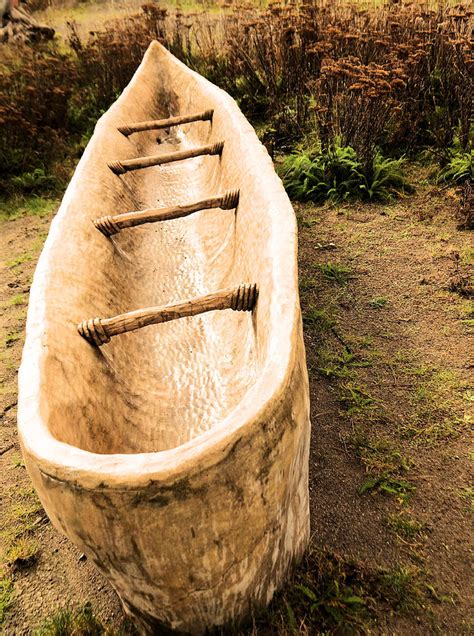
[[108, 141, 224, 175], [94, 190, 239, 236], [117, 109, 213, 136], [78, 284, 258, 346]]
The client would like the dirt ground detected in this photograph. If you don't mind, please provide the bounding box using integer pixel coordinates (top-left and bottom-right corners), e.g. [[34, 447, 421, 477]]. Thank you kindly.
[[298, 177, 473, 633], [0, 173, 472, 633]]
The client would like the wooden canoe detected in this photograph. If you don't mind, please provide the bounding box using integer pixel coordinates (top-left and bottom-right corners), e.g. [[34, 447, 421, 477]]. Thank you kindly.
[[18, 42, 310, 634]]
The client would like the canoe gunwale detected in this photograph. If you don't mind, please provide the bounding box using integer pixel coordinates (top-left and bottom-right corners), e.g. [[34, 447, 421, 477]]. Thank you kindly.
[[17, 41, 303, 491]]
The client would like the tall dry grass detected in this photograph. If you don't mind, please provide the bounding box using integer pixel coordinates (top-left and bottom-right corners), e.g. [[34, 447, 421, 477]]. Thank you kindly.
[[0, 0, 472, 195]]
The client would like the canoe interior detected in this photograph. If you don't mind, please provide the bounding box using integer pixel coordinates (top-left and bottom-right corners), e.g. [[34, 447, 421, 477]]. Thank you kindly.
[[38, 45, 284, 455]]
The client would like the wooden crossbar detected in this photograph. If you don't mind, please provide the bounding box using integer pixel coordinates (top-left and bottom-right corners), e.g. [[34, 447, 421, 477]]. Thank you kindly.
[[117, 110, 213, 136], [108, 141, 224, 175], [94, 190, 239, 237], [77, 284, 258, 346]]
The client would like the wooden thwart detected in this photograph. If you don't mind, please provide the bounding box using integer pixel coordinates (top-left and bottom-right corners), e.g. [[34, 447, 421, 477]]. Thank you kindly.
[[108, 141, 224, 175], [94, 190, 240, 237], [118, 110, 213, 136], [78, 284, 258, 346]]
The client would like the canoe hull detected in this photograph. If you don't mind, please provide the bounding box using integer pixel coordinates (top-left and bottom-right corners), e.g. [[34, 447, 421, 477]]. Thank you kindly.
[[18, 41, 311, 633]]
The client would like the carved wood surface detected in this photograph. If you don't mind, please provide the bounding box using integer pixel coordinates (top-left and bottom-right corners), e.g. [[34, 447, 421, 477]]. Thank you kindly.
[[18, 42, 310, 635]]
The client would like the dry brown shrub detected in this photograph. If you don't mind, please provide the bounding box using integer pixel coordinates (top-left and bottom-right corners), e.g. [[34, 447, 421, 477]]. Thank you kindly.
[[1, 0, 472, 194]]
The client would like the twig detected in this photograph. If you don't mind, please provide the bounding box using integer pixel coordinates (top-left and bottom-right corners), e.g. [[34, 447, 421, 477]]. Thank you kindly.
[[330, 326, 353, 354], [0, 401, 17, 419]]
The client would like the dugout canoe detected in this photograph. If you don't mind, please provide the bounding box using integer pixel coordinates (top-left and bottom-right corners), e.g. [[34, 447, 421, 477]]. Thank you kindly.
[[18, 41, 310, 634]]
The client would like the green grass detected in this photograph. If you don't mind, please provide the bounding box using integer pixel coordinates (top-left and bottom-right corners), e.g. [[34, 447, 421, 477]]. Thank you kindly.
[[250, 546, 431, 633], [401, 416, 468, 445], [317, 262, 352, 285], [459, 487, 473, 514], [4, 332, 21, 347], [9, 169, 59, 195], [299, 276, 317, 296], [377, 567, 425, 613], [298, 215, 320, 229], [1, 487, 47, 551], [386, 513, 428, 540], [460, 246, 474, 267], [318, 348, 370, 379], [350, 429, 411, 475], [359, 475, 416, 504], [369, 296, 389, 308], [0, 196, 58, 223], [5, 253, 34, 269], [436, 148, 473, 184], [0, 574, 14, 625], [340, 382, 376, 415], [350, 429, 415, 504], [34, 601, 137, 635], [303, 307, 335, 332], [6, 538, 39, 569], [280, 142, 413, 203], [401, 368, 465, 444], [11, 453, 25, 469], [9, 488, 44, 526], [8, 294, 26, 307], [35, 602, 104, 635], [257, 548, 372, 632]]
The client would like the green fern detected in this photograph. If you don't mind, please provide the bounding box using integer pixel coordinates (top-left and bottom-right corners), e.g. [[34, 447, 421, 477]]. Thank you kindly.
[[9, 169, 57, 195], [437, 149, 473, 184], [280, 142, 412, 203]]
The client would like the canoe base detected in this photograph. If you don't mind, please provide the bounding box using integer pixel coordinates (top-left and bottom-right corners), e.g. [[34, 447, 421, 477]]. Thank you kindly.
[[122, 600, 179, 635]]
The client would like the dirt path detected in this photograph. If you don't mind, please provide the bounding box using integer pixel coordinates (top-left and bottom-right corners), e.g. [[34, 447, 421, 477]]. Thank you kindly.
[[0, 175, 472, 633]]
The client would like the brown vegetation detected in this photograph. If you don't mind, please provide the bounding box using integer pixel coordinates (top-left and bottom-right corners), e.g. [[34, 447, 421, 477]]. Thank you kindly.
[[0, 0, 472, 196]]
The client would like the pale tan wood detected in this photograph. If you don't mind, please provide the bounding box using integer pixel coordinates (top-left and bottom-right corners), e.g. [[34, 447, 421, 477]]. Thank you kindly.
[[118, 109, 213, 136], [78, 284, 258, 346], [108, 141, 224, 175], [94, 190, 239, 236]]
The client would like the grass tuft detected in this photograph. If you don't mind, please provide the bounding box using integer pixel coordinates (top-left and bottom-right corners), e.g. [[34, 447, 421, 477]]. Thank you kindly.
[[350, 429, 414, 504], [436, 148, 473, 184], [369, 296, 389, 308], [303, 308, 335, 332], [8, 294, 26, 307], [6, 252, 33, 269], [6, 538, 39, 571], [0, 196, 58, 223], [385, 513, 428, 540], [248, 546, 431, 633], [35, 602, 104, 635], [0, 575, 14, 625], [317, 262, 352, 285], [377, 567, 425, 612]]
